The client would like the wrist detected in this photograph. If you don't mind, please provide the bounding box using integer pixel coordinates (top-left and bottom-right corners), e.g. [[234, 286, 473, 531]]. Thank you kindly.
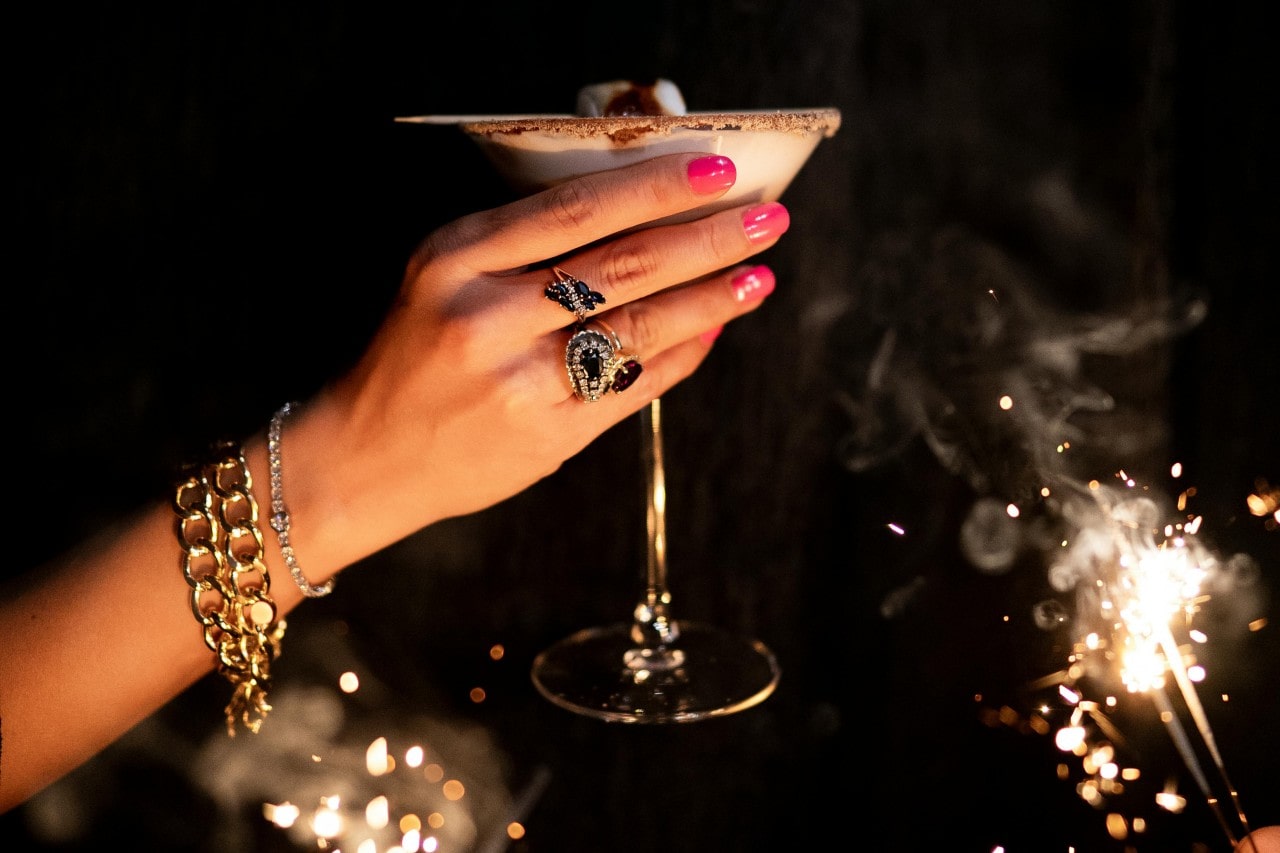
[[266, 403, 336, 599], [243, 388, 446, 593]]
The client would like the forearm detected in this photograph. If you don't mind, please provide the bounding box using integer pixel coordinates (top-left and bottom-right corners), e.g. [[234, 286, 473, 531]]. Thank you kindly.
[[0, 499, 228, 811], [0, 382, 472, 812], [0, 428, 321, 811]]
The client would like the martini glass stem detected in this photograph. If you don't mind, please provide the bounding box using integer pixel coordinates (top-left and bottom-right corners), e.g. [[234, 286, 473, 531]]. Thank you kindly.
[[528, 394, 778, 721], [633, 398, 679, 650]]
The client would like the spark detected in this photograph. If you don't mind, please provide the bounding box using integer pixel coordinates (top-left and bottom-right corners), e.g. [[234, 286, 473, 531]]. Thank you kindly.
[[1156, 786, 1187, 814], [312, 801, 344, 839], [1037, 477, 1255, 846], [264, 801, 301, 828], [1245, 479, 1280, 522], [367, 737, 391, 776], [367, 795, 390, 829]]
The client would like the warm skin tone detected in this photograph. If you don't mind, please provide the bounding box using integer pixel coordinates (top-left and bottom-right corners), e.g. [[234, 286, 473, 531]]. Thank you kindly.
[[0, 152, 788, 812], [1238, 827, 1280, 853]]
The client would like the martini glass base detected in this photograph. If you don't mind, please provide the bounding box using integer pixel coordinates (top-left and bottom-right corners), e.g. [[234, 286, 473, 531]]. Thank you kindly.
[[531, 621, 780, 723]]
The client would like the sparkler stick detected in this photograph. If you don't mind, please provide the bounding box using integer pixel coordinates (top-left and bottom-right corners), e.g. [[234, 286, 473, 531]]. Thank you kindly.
[[1150, 686, 1239, 846], [1155, 623, 1252, 845]]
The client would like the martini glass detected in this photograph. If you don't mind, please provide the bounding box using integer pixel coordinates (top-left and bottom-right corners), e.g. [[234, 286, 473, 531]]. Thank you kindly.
[[530, 396, 780, 722], [398, 106, 841, 722]]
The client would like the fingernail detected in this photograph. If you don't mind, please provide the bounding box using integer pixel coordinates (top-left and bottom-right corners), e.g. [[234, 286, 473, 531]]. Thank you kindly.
[[742, 202, 790, 242], [732, 265, 776, 302], [699, 324, 724, 345], [687, 155, 736, 195]]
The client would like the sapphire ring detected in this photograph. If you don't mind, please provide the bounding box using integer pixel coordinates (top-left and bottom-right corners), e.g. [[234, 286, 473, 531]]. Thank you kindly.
[[545, 266, 606, 323], [565, 321, 643, 402]]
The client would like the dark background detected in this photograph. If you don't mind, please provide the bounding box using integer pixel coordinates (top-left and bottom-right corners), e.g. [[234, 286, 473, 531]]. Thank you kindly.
[[6, 1, 1276, 851]]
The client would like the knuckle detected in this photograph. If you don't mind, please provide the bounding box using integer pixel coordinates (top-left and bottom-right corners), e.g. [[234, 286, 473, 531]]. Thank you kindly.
[[544, 182, 602, 231], [406, 232, 448, 282], [493, 360, 543, 415], [599, 243, 660, 297], [434, 310, 492, 368], [698, 213, 738, 261], [636, 174, 682, 210], [624, 301, 663, 355]]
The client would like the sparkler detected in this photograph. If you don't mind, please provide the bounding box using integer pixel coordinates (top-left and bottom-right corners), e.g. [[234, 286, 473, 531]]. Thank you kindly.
[[1039, 472, 1256, 847], [181, 623, 527, 853]]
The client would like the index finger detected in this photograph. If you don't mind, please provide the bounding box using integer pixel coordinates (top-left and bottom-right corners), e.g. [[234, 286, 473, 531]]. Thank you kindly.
[[434, 153, 738, 276]]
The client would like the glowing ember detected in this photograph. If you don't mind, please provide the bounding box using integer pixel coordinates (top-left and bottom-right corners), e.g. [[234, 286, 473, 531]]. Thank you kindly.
[[367, 737, 391, 776], [367, 795, 390, 829], [1245, 478, 1280, 523], [264, 801, 301, 828], [312, 801, 344, 838], [1105, 812, 1129, 840], [1055, 725, 1086, 752], [1029, 472, 1258, 847]]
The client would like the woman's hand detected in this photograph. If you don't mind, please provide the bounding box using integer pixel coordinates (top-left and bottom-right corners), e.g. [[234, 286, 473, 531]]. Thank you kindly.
[[0, 152, 791, 812], [272, 152, 789, 580]]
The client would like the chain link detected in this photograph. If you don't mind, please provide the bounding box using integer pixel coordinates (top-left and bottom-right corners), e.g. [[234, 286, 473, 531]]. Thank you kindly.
[[174, 440, 285, 736]]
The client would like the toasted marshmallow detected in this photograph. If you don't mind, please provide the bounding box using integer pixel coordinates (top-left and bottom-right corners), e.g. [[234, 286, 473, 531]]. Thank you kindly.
[[575, 79, 688, 117]]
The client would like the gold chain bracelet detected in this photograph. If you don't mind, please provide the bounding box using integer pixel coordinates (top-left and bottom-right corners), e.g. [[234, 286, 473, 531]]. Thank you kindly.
[[174, 440, 286, 736]]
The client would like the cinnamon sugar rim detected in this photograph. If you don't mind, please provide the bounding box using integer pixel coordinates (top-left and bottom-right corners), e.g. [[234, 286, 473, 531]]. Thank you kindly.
[[399, 109, 842, 139]]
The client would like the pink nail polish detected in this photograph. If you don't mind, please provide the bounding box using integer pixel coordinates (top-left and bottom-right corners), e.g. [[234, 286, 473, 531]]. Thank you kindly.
[[732, 265, 776, 302], [699, 324, 724, 345], [742, 202, 790, 243], [687, 156, 736, 195]]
